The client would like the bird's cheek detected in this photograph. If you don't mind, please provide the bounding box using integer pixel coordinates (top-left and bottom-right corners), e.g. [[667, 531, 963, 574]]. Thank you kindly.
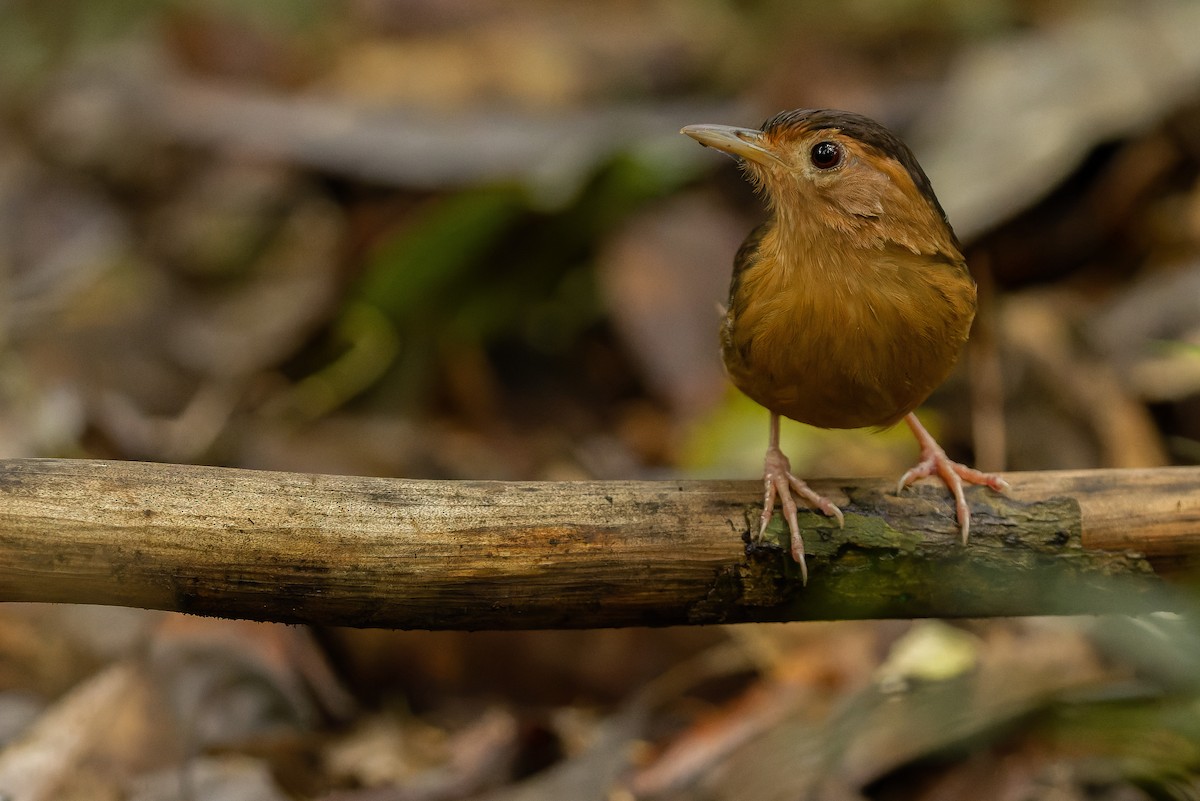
[[822, 169, 888, 218], [833, 185, 885, 218]]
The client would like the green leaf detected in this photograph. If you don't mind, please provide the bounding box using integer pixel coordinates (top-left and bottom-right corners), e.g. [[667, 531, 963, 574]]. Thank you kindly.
[[355, 187, 527, 324]]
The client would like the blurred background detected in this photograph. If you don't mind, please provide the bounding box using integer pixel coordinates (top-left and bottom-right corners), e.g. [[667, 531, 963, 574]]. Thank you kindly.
[[2, 0, 1200, 798]]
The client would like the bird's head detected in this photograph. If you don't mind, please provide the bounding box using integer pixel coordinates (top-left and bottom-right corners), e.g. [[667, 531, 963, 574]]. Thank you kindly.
[[682, 109, 959, 254]]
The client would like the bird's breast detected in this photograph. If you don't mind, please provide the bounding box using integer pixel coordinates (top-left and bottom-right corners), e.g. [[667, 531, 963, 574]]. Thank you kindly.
[[722, 246, 976, 430]]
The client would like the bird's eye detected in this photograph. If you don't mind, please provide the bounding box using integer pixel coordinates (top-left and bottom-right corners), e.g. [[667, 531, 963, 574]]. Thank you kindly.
[[809, 141, 843, 170]]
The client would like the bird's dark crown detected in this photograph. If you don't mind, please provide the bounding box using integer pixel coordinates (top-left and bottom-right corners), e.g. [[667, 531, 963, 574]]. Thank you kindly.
[[761, 109, 954, 240]]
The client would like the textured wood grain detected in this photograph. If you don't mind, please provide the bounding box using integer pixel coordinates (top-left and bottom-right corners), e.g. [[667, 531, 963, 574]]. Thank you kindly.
[[0, 459, 1194, 629]]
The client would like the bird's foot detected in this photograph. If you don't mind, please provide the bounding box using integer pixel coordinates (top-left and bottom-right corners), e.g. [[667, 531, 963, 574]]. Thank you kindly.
[[897, 438, 1009, 545], [759, 446, 845, 584]]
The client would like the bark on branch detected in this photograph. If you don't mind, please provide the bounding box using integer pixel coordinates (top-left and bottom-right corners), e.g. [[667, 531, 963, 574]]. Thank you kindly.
[[0, 459, 1195, 629]]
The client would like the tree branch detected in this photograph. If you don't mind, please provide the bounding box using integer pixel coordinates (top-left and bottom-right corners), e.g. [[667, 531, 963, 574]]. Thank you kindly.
[[0, 459, 1194, 629]]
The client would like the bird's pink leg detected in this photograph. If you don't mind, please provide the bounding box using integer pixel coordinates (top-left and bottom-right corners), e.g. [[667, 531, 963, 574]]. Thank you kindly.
[[759, 413, 844, 583], [897, 413, 1009, 544]]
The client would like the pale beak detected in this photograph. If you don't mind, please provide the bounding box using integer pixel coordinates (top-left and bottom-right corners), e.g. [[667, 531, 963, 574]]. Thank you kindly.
[[680, 124, 782, 167]]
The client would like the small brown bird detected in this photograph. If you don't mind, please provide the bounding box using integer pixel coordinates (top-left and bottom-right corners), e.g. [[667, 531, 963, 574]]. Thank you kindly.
[[682, 109, 1008, 581]]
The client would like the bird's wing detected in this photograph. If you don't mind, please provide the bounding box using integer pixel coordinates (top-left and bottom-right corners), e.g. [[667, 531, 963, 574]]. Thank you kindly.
[[729, 221, 770, 312]]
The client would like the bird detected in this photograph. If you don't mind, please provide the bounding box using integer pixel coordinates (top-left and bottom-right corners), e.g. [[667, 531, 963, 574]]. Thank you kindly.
[[681, 109, 1008, 583]]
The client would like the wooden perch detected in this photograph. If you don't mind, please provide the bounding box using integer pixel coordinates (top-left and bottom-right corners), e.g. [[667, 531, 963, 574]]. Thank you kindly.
[[0, 459, 1196, 629]]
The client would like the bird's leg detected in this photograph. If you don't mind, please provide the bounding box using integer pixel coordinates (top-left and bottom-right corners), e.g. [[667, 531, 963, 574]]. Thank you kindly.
[[897, 412, 1009, 544], [760, 413, 845, 583]]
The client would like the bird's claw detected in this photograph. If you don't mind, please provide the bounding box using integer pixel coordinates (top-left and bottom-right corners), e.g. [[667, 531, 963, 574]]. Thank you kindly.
[[758, 447, 844, 584], [898, 443, 1008, 545]]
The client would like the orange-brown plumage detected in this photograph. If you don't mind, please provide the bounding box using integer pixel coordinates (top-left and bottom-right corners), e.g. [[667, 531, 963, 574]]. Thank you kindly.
[[682, 109, 1006, 581]]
